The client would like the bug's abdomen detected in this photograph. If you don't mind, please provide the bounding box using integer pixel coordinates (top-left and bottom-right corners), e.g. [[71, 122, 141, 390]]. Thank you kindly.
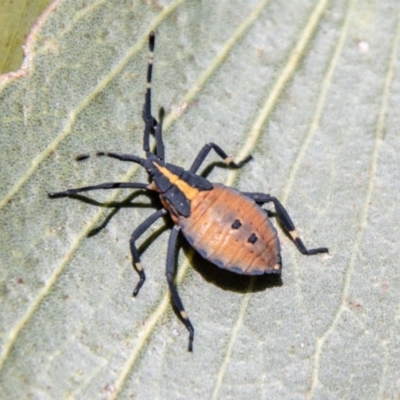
[[179, 183, 281, 274]]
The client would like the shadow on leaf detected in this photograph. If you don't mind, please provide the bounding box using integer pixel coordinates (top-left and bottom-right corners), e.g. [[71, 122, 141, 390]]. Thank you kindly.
[[62, 190, 162, 237]]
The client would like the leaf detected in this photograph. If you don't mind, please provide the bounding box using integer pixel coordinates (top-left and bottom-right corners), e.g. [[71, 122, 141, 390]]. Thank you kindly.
[[1, 0, 400, 398], [0, 0, 52, 73]]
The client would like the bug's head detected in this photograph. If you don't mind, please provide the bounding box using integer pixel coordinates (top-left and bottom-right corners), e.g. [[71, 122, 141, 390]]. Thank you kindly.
[[141, 153, 160, 174], [140, 153, 176, 197]]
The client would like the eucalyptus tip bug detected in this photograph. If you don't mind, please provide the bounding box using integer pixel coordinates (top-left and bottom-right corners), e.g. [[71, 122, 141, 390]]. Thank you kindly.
[[49, 32, 328, 352]]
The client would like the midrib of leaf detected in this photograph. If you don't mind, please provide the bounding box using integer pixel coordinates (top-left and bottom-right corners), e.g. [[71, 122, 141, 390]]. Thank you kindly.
[[307, 2, 400, 397]]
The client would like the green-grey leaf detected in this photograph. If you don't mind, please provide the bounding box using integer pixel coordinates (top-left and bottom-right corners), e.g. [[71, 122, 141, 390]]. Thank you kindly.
[[1, 0, 400, 399], [0, 0, 52, 74]]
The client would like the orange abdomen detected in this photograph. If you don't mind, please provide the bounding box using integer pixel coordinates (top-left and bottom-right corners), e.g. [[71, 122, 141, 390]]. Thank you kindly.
[[179, 183, 281, 274]]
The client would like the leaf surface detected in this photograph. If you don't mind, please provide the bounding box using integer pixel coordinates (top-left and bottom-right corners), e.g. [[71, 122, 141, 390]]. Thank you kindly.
[[1, 0, 400, 398]]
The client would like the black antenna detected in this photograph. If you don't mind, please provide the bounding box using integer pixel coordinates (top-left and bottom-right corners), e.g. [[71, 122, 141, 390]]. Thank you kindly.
[[142, 32, 156, 153], [155, 107, 165, 161]]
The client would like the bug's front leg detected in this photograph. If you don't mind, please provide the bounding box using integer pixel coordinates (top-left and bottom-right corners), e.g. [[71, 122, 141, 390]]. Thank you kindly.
[[189, 142, 252, 173], [166, 225, 195, 351], [243, 192, 329, 255], [130, 209, 167, 296]]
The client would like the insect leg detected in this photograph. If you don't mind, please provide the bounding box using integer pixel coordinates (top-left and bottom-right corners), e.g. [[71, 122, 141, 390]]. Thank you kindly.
[[243, 192, 329, 255], [130, 208, 167, 296], [189, 142, 252, 173], [166, 225, 195, 352], [241, 192, 270, 205], [48, 182, 150, 198]]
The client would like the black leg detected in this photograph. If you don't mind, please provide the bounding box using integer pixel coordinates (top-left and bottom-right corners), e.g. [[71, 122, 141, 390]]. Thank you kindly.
[[166, 225, 195, 352], [242, 192, 271, 205], [189, 142, 252, 173], [48, 182, 150, 198], [243, 192, 329, 255], [130, 208, 167, 296]]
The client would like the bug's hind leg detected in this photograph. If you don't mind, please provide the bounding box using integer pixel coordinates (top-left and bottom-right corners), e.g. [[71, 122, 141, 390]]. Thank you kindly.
[[189, 142, 252, 173], [130, 209, 167, 296], [166, 225, 195, 352], [243, 192, 329, 255]]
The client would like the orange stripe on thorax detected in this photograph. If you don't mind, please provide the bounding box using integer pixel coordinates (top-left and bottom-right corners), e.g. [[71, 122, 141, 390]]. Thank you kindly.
[[154, 164, 199, 199]]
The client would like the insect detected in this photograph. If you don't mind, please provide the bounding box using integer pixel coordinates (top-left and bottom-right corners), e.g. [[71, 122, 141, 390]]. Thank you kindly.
[[49, 32, 328, 351]]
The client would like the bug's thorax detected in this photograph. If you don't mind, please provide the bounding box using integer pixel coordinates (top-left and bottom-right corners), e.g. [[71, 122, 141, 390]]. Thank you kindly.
[[144, 156, 213, 220]]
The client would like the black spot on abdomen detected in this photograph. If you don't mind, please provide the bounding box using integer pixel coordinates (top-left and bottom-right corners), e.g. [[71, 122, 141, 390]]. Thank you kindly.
[[248, 233, 258, 244], [231, 219, 242, 229]]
